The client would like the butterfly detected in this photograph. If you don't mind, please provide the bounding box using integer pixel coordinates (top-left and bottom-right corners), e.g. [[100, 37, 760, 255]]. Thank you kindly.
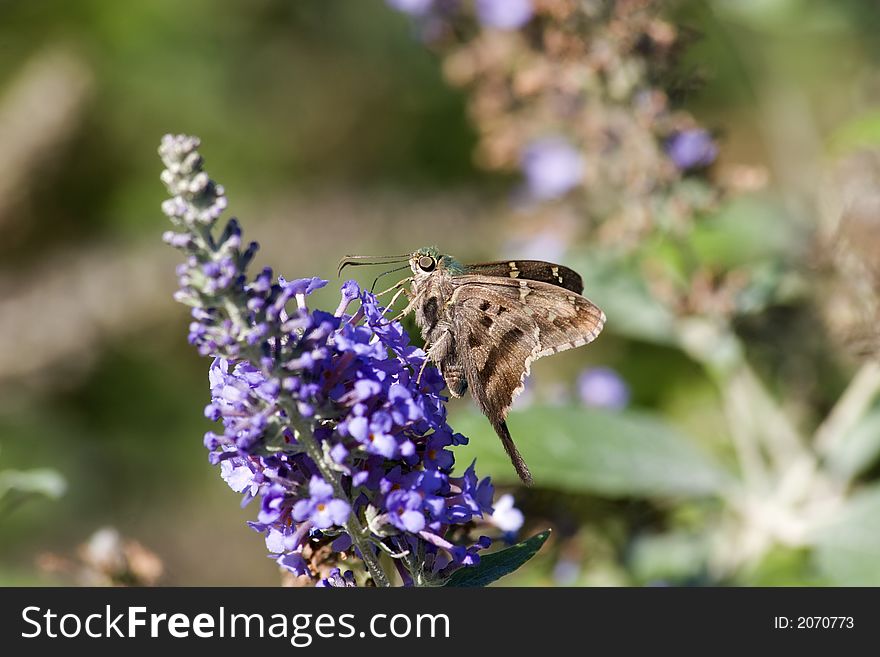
[[339, 247, 605, 485]]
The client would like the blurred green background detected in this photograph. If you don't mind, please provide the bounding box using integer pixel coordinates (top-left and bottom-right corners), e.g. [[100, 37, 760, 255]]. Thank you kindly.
[[2, 0, 880, 586]]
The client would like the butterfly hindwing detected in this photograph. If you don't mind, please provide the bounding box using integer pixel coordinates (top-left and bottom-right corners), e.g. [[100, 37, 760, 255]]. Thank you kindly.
[[447, 277, 606, 485], [452, 286, 540, 417], [451, 275, 605, 369]]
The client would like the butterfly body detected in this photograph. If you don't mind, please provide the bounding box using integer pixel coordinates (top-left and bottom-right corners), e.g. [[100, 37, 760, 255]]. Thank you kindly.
[[404, 247, 606, 485]]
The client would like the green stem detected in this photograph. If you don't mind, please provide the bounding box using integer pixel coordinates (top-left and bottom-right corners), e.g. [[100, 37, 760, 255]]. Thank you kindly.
[[718, 366, 770, 493], [679, 319, 812, 483], [283, 405, 392, 588], [814, 359, 880, 459], [404, 545, 428, 587]]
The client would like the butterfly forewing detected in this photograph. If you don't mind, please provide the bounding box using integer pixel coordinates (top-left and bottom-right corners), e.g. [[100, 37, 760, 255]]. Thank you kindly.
[[465, 260, 584, 294]]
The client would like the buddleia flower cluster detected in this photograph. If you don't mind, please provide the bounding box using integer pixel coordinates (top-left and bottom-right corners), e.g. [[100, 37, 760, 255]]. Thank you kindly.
[[388, 0, 782, 331], [388, 0, 721, 247], [159, 134, 521, 587]]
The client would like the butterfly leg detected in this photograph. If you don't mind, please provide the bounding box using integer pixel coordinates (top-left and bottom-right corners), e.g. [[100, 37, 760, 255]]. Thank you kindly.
[[373, 292, 410, 326], [375, 288, 423, 327], [415, 350, 431, 386], [374, 277, 412, 299], [382, 286, 409, 314]]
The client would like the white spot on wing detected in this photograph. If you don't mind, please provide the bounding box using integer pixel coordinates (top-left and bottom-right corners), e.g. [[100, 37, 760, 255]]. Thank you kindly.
[[511, 324, 541, 404]]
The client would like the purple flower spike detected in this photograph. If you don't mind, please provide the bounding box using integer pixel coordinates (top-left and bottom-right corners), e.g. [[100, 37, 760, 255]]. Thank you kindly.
[[160, 134, 523, 586]]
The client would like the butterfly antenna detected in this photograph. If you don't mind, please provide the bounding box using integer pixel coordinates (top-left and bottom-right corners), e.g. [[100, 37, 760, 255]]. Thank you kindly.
[[337, 254, 410, 277], [371, 264, 411, 292]]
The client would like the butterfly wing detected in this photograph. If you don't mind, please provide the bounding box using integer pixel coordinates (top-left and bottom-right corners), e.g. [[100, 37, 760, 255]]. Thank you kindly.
[[449, 276, 605, 484], [465, 260, 584, 294]]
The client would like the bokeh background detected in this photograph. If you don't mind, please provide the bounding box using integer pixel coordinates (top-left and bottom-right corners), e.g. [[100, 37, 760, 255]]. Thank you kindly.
[[3, 0, 880, 586]]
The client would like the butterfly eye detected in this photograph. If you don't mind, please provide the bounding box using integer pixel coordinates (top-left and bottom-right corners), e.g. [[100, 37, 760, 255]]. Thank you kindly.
[[418, 256, 436, 272]]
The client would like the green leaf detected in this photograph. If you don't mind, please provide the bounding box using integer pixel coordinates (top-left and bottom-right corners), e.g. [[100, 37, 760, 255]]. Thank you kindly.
[[690, 196, 795, 269], [452, 406, 730, 497], [0, 468, 67, 500], [813, 484, 880, 585], [628, 531, 710, 584], [570, 254, 678, 346], [829, 110, 880, 154], [742, 547, 828, 586], [443, 530, 551, 587], [824, 406, 880, 481]]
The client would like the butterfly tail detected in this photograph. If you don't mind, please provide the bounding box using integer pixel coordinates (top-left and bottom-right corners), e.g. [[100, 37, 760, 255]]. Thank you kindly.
[[493, 419, 533, 486]]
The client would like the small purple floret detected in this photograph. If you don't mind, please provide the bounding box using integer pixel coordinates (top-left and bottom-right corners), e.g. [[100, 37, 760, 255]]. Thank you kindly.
[[476, 0, 532, 30], [666, 129, 718, 170], [577, 367, 630, 410], [522, 137, 585, 200]]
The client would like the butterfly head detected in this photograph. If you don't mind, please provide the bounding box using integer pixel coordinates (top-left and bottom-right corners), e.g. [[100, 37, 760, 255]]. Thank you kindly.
[[410, 247, 464, 281], [336, 248, 465, 291]]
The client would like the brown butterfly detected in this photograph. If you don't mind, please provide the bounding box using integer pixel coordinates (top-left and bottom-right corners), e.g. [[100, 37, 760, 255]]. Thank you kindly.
[[339, 247, 605, 485]]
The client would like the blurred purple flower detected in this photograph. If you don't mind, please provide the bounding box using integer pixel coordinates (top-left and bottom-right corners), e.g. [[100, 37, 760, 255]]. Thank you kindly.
[[386, 0, 434, 16], [504, 231, 567, 264], [476, 0, 532, 30], [552, 558, 581, 586], [521, 137, 585, 200], [577, 367, 630, 410], [666, 129, 718, 170]]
